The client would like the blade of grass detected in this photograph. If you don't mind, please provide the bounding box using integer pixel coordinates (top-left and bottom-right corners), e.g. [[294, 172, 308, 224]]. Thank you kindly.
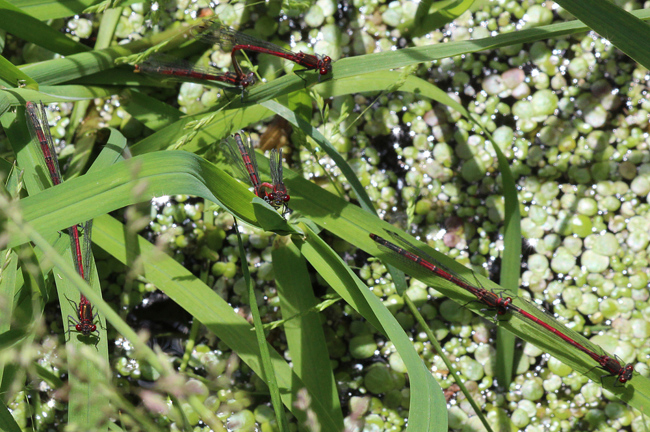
[[94, 7, 121, 49], [554, 0, 650, 70], [89, 127, 128, 170], [8, 0, 137, 20], [272, 237, 343, 429], [91, 214, 343, 431], [0, 0, 90, 55], [18, 21, 196, 85], [0, 248, 18, 387], [234, 220, 289, 432], [0, 397, 21, 432], [121, 89, 182, 130], [14, 152, 260, 247], [409, 0, 474, 37], [403, 295, 494, 432], [296, 225, 447, 432], [0, 54, 37, 89], [129, 105, 273, 154], [0, 86, 116, 110]]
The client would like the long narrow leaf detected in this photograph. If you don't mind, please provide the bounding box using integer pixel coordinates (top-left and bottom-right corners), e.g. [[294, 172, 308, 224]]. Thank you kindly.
[[297, 226, 447, 432], [92, 214, 343, 431], [0, 0, 90, 55], [555, 0, 650, 70], [272, 238, 343, 429], [234, 224, 289, 432]]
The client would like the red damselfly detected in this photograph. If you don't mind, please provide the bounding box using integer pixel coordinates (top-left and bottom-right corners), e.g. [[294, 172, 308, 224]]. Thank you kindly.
[[193, 18, 332, 80], [25, 102, 85, 274], [370, 232, 634, 384], [25, 101, 99, 339], [267, 146, 291, 216], [509, 301, 634, 384], [67, 220, 99, 338], [25, 101, 61, 185], [370, 233, 512, 316], [224, 132, 291, 216], [134, 55, 256, 91]]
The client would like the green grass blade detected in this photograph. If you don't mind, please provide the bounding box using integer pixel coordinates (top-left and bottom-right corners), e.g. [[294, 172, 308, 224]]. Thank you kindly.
[[6, 0, 136, 20], [234, 223, 289, 432], [122, 89, 182, 130], [15, 152, 259, 247], [91, 214, 343, 431], [0, 86, 116, 109], [555, 0, 650, 70], [0, 0, 90, 55], [297, 225, 447, 432], [95, 8, 121, 49], [0, 397, 21, 432], [491, 139, 520, 387], [0, 54, 37, 89], [0, 249, 18, 387], [89, 127, 128, 170], [410, 0, 474, 37], [272, 238, 343, 429], [129, 105, 273, 154], [18, 23, 193, 85]]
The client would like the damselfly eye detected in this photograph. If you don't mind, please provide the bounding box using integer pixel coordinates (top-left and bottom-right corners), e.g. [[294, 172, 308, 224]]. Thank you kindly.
[[76, 324, 83, 332], [91, 325, 97, 332], [320, 67, 328, 75], [283, 195, 290, 203]]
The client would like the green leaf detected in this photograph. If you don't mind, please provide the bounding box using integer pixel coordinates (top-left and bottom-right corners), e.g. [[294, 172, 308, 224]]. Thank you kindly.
[[554, 0, 650, 70], [15, 152, 258, 247], [0, 397, 21, 432], [410, 0, 474, 37], [297, 226, 447, 432], [122, 89, 182, 131], [0, 54, 37, 88], [18, 22, 195, 85], [90, 214, 343, 431], [234, 223, 289, 432], [272, 238, 343, 429], [6, 0, 137, 20], [0, 0, 90, 55], [90, 127, 128, 171]]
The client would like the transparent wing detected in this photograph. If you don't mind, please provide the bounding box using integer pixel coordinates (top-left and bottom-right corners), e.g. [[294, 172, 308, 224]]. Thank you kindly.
[[81, 220, 94, 284], [192, 18, 296, 57], [269, 148, 284, 188], [25, 101, 62, 185], [223, 133, 262, 193]]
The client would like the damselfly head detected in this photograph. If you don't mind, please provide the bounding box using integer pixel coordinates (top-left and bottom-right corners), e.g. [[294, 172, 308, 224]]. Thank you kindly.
[[318, 56, 332, 75], [241, 72, 256, 88]]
